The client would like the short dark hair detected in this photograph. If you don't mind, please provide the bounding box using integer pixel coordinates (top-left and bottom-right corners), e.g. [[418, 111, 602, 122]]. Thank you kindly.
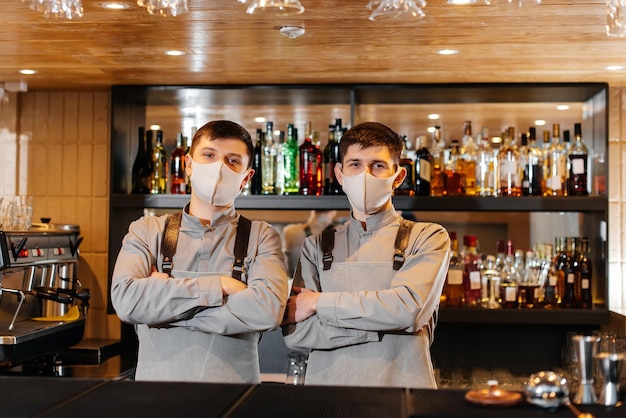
[[190, 120, 254, 168], [339, 122, 403, 165]]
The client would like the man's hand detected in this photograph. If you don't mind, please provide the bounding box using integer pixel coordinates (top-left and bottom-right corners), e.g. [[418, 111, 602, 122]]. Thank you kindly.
[[281, 286, 320, 326], [150, 266, 169, 279], [221, 276, 247, 296]]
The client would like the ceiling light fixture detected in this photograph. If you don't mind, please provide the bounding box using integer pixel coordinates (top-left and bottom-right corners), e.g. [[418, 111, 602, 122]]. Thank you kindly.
[[246, 0, 305, 16], [556, 105, 570, 110], [164, 50, 185, 56], [100, 2, 131, 9], [368, 0, 426, 21], [19, 69, 37, 75], [605, 65, 625, 71], [278, 26, 305, 39], [438, 49, 458, 55], [447, 0, 476, 4]]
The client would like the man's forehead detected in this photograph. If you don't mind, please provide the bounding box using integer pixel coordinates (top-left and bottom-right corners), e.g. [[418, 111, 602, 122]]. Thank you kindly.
[[344, 144, 392, 159]]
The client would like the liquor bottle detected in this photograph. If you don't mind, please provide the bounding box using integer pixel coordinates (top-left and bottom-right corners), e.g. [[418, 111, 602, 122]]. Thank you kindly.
[[462, 235, 482, 306], [275, 130, 285, 195], [497, 126, 521, 197], [395, 136, 415, 196], [169, 132, 186, 194], [251, 129, 263, 195], [299, 121, 322, 196], [541, 130, 552, 196], [519, 249, 540, 308], [558, 237, 577, 308], [445, 139, 464, 196], [519, 132, 530, 195], [262, 121, 277, 195], [577, 236, 593, 309], [540, 242, 558, 308], [568, 123, 589, 196], [131, 126, 151, 194], [445, 231, 464, 307], [185, 128, 195, 194], [283, 123, 300, 195], [460, 121, 478, 196], [563, 129, 571, 196], [146, 129, 155, 176], [481, 254, 501, 309], [499, 240, 520, 308], [150, 129, 167, 194], [430, 126, 446, 197], [323, 119, 343, 195], [548, 123, 567, 196], [476, 132, 494, 197], [523, 127, 544, 196], [414, 134, 433, 196]]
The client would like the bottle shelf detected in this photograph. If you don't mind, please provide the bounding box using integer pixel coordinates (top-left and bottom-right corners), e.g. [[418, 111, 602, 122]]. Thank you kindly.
[[439, 306, 610, 325], [111, 194, 607, 213]]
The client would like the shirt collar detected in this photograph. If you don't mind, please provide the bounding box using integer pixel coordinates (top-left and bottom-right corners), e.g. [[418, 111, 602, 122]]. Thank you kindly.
[[181, 203, 238, 231], [348, 205, 400, 232]]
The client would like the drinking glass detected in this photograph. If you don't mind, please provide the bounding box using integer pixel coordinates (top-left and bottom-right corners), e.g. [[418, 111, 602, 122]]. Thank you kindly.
[[285, 351, 308, 385], [607, 0, 626, 36]]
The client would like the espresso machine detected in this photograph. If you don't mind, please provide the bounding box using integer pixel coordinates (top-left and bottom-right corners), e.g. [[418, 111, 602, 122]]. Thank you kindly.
[[0, 223, 90, 372]]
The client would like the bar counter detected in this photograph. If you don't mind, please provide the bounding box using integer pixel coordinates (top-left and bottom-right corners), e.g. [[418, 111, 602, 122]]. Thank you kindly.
[[0, 376, 622, 418]]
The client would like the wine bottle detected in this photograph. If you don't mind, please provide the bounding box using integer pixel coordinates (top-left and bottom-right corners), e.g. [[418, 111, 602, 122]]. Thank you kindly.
[[150, 129, 167, 194], [251, 129, 263, 195], [299, 121, 322, 196], [567, 123, 589, 196], [445, 231, 464, 307], [414, 135, 433, 196], [169, 132, 186, 194], [131, 126, 151, 194], [323, 119, 342, 195], [283, 124, 300, 195], [395, 136, 415, 196], [261, 122, 277, 195]]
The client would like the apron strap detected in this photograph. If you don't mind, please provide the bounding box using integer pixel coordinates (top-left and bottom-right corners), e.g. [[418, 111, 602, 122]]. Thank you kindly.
[[160, 211, 182, 276], [232, 215, 252, 281], [393, 219, 414, 271], [321, 227, 335, 271], [304, 225, 312, 237], [160, 212, 251, 281]]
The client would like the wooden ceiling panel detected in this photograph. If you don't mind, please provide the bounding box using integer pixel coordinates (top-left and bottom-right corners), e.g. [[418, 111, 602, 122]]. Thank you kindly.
[[0, 0, 619, 90]]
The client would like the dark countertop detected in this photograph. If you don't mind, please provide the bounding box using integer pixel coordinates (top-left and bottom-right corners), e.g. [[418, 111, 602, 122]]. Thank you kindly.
[[0, 376, 623, 418]]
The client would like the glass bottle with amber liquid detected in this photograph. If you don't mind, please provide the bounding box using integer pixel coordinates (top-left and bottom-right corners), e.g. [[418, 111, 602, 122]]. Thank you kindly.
[[568, 123, 589, 196], [169, 133, 186, 194], [445, 232, 464, 307], [460, 121, 478, 196], [396, 136, 415, 196], [150, 129, 167, 194], [414, 134, 433, 196], [445, 139, 464, 196], [577, 236, 593, 309], [131, 126, 151, 194], [429, 126, 446, 197], [462, 235, 482, 306], [541, 243, 559, 309], [548, 123, 567, 196]]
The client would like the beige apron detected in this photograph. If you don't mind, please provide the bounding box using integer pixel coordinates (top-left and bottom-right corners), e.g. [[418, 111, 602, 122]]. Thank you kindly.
[[134, 268, 261, 383], [304, 262, 436, 389]]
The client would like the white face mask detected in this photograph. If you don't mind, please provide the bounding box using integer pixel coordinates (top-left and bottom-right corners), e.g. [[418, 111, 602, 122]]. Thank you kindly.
[[340, 168, 401, 215], [190, 159, 249, 206]]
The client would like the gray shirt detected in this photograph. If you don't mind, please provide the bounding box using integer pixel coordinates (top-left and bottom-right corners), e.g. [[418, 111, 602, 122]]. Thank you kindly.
[[111, 205, 288, 383], [283, 207, 450, 388]]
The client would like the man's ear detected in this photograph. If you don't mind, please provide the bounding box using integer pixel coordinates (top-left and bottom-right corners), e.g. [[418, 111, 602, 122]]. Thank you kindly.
[[334, 163, 344, 186], [393, 166, 407, 189], [241, 169, 255, 189], [185, 154, 192, 177]]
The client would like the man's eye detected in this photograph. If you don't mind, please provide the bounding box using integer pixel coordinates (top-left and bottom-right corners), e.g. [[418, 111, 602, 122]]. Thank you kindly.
[[228, 158, 241, 165]]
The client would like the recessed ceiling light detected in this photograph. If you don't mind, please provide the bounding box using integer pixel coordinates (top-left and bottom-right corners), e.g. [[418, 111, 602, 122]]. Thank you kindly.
[[19, 69, 36, 75], [428, 113, 440, 120], [100, 2, 131, 9], [254, 117, 266, 123], [556, 105, 569, 111], [605, 65, 624, 71], [534, 120, 546, 126], [164, 50, 185, 56], [427, 126, 436, 133], [438, 49, 458, 55], [149, 124, 161, 131], [447, 0, 476, 4]]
